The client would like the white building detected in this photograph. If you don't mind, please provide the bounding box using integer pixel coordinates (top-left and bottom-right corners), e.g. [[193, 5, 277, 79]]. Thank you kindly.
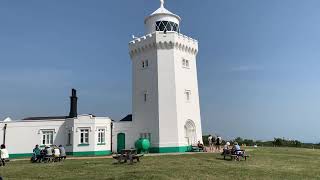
[[0, 90, 112, 158], [0, 0, 203, 157]]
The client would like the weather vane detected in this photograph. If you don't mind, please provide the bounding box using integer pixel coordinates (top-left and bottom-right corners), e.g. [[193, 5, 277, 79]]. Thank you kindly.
[[160, 0, 164, 7]]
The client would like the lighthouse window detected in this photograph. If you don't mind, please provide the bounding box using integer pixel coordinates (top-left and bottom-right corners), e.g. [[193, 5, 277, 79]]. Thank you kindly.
[[185, 90, 191, 102], [142, 60, 149, 69], [182, 59, 190, 68], [140, 133, 151, 142], [144, 92, 148, 102], [156, 21, 179, 33]]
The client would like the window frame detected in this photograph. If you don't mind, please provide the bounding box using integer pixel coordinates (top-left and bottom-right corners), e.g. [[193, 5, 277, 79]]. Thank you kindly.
[[79, 128, 90, 145], [182, 59, 190, 69], [97, 128, 106, 144], [140, 133, 151, 142], [67, 130, 72, 146], [141, 60, 149, 69], [41, 130, 54, 146], [143, 91, 148, 103], [185, 90, 191, 102]]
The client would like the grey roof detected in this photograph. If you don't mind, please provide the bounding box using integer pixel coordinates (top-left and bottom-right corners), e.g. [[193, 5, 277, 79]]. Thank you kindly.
[[22, 116, 68, 120], [120, 114, 132, 122]]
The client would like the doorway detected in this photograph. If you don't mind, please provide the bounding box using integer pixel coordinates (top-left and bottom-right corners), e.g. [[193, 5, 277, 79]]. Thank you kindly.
[[117, 133, 125, 153]]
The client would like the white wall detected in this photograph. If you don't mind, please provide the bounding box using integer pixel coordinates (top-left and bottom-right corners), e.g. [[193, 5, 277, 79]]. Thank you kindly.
[[0, 115, 112, 157], [0, 120, 66, 155], [129, 31, 203, 150], [71, 115, 111, 153], [112, 121, 135, 152], [130, 34, 160, 148]]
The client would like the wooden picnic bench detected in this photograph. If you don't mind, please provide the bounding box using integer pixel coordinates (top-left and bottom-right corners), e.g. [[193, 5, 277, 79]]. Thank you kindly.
[[113, 149, 144, 164], [190, 146, 204, 152], [221, 149, 249, 161]]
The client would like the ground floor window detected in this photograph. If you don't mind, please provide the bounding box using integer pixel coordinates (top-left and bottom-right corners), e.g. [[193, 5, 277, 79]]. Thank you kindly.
[[80, 128, 89, 144], [41, 130, 54, 145], [98, 129, 105, 144], [67, 130, 72, 145], [140, 133, 151, 142]]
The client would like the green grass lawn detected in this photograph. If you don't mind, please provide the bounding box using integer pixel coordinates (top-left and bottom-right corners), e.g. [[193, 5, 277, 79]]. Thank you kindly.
[[0, 147, 320, 180]]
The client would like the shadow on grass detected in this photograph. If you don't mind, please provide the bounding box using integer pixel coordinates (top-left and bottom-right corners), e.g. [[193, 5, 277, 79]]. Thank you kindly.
[[216, 157, 233, 161]]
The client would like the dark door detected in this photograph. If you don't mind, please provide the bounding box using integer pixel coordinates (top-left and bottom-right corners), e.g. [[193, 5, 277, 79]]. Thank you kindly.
[[117, 133, 125, 153]]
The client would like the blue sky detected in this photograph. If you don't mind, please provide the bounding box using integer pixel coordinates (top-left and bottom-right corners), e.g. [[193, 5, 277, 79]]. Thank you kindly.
[[1, 0, 319, 143]]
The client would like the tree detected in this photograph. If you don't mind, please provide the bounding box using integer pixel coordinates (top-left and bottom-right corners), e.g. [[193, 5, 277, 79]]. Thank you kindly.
[[274, 138, 283, 147]]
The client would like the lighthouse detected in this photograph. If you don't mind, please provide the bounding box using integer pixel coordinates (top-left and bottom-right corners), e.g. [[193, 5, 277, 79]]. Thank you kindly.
[[129, 0, 203, 153]]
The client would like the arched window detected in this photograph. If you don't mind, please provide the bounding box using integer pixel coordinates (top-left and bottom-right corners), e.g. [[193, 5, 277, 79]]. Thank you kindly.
[[184, 120, 197, 145]]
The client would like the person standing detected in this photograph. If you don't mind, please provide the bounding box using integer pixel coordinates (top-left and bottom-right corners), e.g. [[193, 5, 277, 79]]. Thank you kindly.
[[0, 144, 9, 166], [215, 135, 222, 152], [207, 135, 213, 151]]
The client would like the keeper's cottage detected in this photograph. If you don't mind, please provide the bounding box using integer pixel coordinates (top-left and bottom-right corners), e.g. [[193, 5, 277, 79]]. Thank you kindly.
[[0, 0, 203, 157]]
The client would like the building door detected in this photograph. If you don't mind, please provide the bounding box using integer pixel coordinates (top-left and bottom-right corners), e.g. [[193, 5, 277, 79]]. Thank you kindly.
[[117, 133, 125, 153], [185, 120, 197, 145]]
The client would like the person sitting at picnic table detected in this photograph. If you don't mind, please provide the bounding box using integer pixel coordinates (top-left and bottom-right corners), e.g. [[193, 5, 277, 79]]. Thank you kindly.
[[59, 145, 66, 160], [197, 141, 204, 151], [53, 145, 60, 156], [52, 145, 60, 161], [0, 144, 9, 166], [45, 146, 53, 157], [32, 145, 41, 163], [222, 142, 231, 155], [232, 142, 243, 155]]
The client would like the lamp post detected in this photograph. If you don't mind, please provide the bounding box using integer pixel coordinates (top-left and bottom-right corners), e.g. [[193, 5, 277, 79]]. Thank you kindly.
[[110, 121, 113, 153], [3, 124, 7, 145]]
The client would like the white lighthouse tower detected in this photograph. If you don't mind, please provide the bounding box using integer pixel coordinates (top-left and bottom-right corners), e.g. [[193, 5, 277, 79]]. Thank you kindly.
[[129, 0, 203, 153]]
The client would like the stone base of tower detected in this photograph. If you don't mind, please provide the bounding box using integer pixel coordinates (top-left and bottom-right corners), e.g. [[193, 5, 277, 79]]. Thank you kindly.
[[149, 146, 191, 153]]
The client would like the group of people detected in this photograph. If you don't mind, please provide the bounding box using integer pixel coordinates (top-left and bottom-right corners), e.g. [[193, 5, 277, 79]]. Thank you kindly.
[[0, 144, 9, 167], [207, 135, 223, 152], [222, 141, 243, 156], [31, 144, 66, 163]]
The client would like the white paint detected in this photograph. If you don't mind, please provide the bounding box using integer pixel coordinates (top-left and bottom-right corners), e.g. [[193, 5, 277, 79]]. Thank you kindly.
[[0, 115, 112, 155], [144, 2, 181, 34], [127, 1, 203, 149]]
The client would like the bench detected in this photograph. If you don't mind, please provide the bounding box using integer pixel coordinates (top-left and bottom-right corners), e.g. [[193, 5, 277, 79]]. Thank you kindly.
[[221, 150, 249, 161], [190, 146, 204, 152], [113, 149, 144, 164], [53, 156, 66, 162]]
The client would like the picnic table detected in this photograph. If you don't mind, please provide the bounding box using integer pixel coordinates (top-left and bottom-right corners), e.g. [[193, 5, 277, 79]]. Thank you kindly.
[[190, 145, 205, 152], [221, 149, 249, 161], [113, 149, 144, 164]]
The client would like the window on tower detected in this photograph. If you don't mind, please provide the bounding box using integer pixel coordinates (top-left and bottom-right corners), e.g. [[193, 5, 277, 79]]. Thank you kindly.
[[156, 21, 179, 33], [182, 59, 190, 69], [143, 92, 148, 102], [140, 133, 151, 142], [185, 90, 191, 102], [142, 60, 149, 69]]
